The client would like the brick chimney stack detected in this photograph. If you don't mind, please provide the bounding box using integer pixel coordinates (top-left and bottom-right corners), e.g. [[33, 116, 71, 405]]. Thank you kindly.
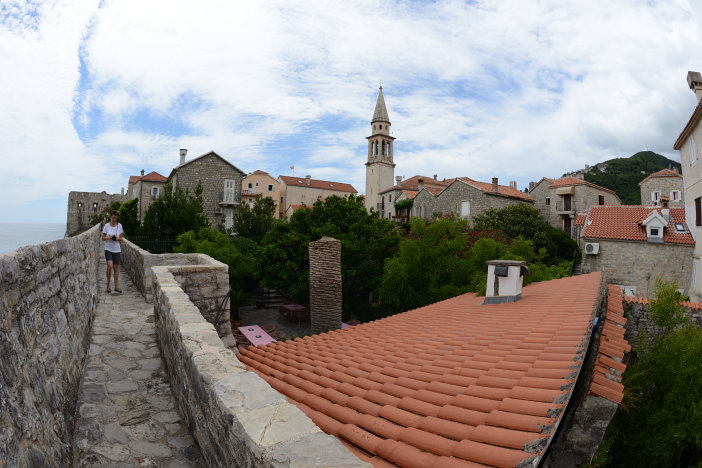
[[309, 237, 342, 334], [492, 177, 498, 192], [417, 177, 424, 191], [688, 71, 702, 102]]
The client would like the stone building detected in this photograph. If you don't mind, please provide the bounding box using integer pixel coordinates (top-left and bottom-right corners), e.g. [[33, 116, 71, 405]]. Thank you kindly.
[[365, 86, 396, 215], [127, 170, 168, 220], [638, 168, 683, 207], [378, 175, 453, 220], [278, 175, 357, 218], [411, 177, 533, 222], [529, 177, 621, 238], [66, 190, 127, 236], [242, 170, 283, 219], [581, 205, 693, 297], [168, 149, 245, 228]]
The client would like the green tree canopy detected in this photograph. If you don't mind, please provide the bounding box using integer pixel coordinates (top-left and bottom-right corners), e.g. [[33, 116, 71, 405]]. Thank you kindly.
[[232, 195, 277, 244], [117, 198, 141, 236], [257, 194, 400, 318], [142, 180, 208, 238]]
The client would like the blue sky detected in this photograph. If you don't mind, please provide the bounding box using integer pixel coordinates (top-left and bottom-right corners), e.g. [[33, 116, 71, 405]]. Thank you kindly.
[[2, 0, 702, 223]]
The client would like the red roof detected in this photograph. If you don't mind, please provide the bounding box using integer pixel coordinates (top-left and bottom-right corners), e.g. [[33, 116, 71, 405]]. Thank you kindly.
[[253, 169, 270, 175], [458, 178, 534, 202], [549, 177, 620, 200], [128, 171, 167, 184], [638, 168, 682, 185], [279, 176, 357, 193], [380, 176, 453, 195], [574, 213, 587, 226], [582, 206, 693, 245], [589, 286, 629, 404], [674, 98, 702, 149], [624, 295, 702, 311], [239, 272, 607, 467], [403, 190, 419, 200]]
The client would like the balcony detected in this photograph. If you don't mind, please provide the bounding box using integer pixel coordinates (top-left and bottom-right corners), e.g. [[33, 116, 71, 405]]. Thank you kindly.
[[219, 191, 241, 205], [242, 188, 261, 195], [555, 200, 575, 214]]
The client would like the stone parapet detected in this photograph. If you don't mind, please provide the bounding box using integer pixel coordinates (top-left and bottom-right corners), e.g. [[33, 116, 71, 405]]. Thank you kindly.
[[0, 224, 100, 467], [151, 264, 366, 467]]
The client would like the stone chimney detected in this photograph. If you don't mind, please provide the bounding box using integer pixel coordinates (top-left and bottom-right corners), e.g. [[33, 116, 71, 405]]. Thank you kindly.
[[417, 177, 424, 191], [305, 175, 311, 186], [509, 181, 517, 189], [673, 166, 679, 174], [179, 148, 187, 166], [396, 175, 402, 186], [661, 196, 671, 221], [688, 71, 702, 102], [141, 169, 145, 176], [492, 177, 498, 192], [309, 237, 342, 334], [483, 260, 529, 304], [529, 181, 537, 192], [433, 174, 438, 183], [121, 187, 124, 195]]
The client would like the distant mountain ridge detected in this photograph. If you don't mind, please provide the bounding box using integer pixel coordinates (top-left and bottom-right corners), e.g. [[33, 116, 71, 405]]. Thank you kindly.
[[563, 151, 682, 205]]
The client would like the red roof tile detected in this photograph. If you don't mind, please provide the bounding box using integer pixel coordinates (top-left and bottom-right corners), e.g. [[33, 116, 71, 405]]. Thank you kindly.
[[128, 171, 167, 184], [574, 213, 587, 226], [549, 177, 621, 200], [458, 178, 534, 202], [279, 175, 357, 193], [638, 168, 682, 185], [239, 272, 605, 467], [581, 206, 693, 245], [380, 175, 454, 194], [623, 295, 702, 311]]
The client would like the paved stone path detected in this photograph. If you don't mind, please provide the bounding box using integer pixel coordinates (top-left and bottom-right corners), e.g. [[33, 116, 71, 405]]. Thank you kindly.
[[74, 259, 204, 467]]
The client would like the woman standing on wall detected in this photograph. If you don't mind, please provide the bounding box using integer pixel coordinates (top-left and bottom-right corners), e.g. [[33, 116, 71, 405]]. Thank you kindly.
[[101, 210, 124, 293]]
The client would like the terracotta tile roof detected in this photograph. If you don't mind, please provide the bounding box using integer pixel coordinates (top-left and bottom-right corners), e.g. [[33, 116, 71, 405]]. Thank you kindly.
[[549, 177, 620, 200], [674, 98, 702, 149], [253, 169, 269, 175], [582, 206, 693, 245], [637, 168, 682, 186], [380, 176, 453, 195], [279, 175, 357, 193], [623, 295, 702, 311], [458, 178, 534, 202], [238, 272, 605, 467], [589, 286, 629, 404], [574, 213, 587, 226], [403, 190, 419, 200], [128, 171, 167, 184]]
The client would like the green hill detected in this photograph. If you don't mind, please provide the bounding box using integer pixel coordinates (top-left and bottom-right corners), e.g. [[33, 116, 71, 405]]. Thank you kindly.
[[579, 151, 682, 205]]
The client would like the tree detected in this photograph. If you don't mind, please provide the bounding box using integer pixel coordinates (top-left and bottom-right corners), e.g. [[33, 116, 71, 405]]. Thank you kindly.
[[117, 198, 141, 236], [142, 180, 207, 238], [232, 195, 277, 243], [257, 195, 400, 318]]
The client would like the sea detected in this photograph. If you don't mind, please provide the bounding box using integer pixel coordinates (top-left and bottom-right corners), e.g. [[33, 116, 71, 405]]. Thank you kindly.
[[0, 223, 66, 255]]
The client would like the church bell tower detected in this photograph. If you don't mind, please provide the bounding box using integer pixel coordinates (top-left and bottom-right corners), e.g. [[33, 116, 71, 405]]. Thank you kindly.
[[365, 86, 396, 214]]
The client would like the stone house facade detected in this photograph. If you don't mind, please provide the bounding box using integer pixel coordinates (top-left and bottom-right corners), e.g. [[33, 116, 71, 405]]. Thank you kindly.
[[530, 177, 621, 238], [66, 190, 127, 236], [127, 170, 168, 220], [581, 205, 693, 297], [411, 177, 533, 223], [278, 175, 357, 218], [168, 150, 245, 228], [242, 170, 283, 219], [638, 168, 683, 207], [674, 71, 702, 300], [379, 175, 453, 220]]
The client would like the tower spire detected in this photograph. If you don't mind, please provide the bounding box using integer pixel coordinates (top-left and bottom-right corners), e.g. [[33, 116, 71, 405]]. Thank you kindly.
[[372, 86, 390, 123]]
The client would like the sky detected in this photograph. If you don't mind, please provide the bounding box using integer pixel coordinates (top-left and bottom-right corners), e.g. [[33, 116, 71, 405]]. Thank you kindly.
[[2, 0, 702, 223]]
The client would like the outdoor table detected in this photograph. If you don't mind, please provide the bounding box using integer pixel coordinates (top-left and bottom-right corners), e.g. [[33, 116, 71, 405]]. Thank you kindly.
[[280, 304, 308, 321], [238, 325, 276, 347]]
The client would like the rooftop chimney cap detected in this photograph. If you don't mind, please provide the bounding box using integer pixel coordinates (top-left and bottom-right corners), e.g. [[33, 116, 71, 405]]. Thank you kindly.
[[305, 174, 311, 186], [688, 71, 702, 89], [492, 177, 499, 192], [482, 260, 529, 305], [179, 148, 187, 166], [141, 169, 145, 176]]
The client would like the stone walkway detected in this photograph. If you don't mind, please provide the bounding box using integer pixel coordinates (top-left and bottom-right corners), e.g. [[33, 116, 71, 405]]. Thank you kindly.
[[74, 259, 204, 467]]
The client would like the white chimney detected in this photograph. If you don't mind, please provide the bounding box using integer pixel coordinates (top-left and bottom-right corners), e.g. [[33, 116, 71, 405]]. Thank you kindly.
[[688, 71, 702, 102], [396, 175, 402, 185], [483, 260, 529, 304], [510, 181, 517, 189], [305, 175, 311, 186], [179, 148, 188, 166]]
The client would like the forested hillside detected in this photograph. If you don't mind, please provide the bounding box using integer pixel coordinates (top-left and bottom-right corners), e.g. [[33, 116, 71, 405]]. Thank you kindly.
[[579, 151, 681, 205]]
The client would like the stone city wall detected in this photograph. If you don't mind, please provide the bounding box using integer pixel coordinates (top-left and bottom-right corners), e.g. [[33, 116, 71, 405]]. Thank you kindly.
[[581, 238, 693, 297], [623, 300, 702, 352], [66, 191, 128, 236], [0, 224, 100, 467], [151, 264, 368, 467]]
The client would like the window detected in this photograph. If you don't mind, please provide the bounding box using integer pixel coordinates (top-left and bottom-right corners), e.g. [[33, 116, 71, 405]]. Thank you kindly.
[[697, 197, 702, 227], [93, 203, 98, 208], [151, 187, 159, 196], [224, 179, 235, 204], [693, 259, 699, 289], [690, 138, 698, 164], [651, 191, 661, 204], [248, 183, 252, 189], [671, 190, 681, 201], [77, 202, 83, 208], [460, 201, 470, 218], [267, 184, 274, 192], [650, 228, 659, 236], [255, 182, 259, 187], [389, 195, 392, 203], [545, 197, 550, 206], [598, 195, 605, 205]]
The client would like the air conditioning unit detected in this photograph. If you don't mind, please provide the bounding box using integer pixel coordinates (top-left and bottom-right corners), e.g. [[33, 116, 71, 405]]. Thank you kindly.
[[585, 242, 600, 254]]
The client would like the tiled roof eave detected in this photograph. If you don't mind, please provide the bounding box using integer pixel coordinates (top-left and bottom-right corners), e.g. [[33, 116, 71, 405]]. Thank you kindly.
[[582, 235, 694, 246]]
